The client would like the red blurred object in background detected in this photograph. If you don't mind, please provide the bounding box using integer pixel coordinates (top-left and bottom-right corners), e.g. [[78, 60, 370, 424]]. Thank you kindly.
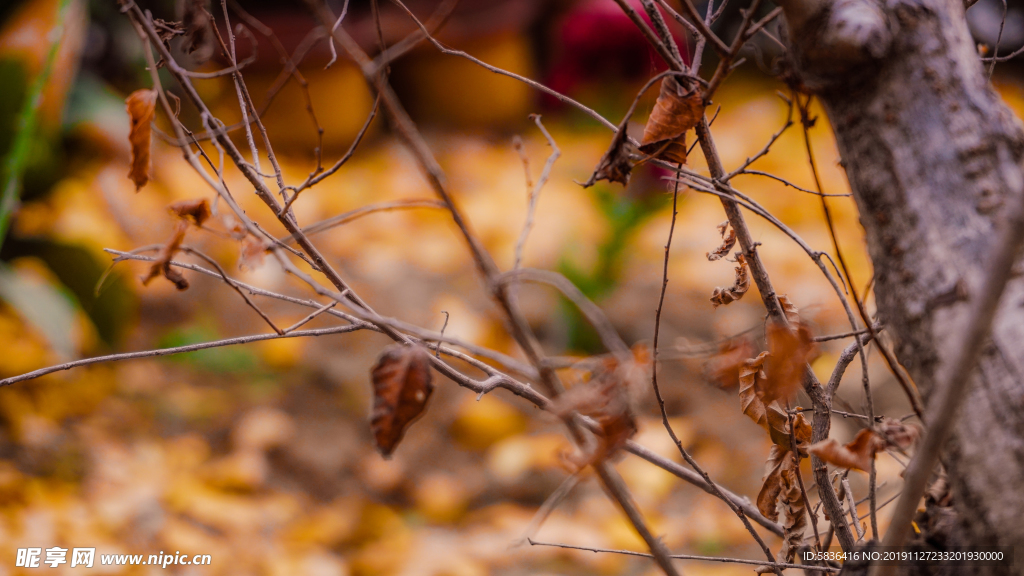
[[544, 0, 691, 106]]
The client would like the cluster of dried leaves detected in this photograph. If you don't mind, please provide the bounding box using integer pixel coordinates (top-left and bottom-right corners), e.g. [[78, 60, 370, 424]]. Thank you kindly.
[[700, 297, 923, 565]]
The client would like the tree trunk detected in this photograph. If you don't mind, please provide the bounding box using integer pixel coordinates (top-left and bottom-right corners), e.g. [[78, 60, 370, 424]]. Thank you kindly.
[[781, 0, 1024, 572]]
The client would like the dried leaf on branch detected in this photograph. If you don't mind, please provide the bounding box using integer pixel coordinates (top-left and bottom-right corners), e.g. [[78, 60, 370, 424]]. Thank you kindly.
[[141, 198, 212, 290], [738, 351, 790, 437], [169, 198, 212, 226], [181, 0, 214, 63], [757, 445, 793, 521], [142, 221, 189, 290], [762, 320, 817, 405], [239, 236, 268, 271], [809, 418, 921, 472], [126, 89, 158, 191], [640, 76, 705, 164], [739, 349, 813, 450], [370, 345, 435, 458], [554, 366, 638, 462], [808, 428, 887, 472], [777, 462, 808, 566], [710, 254, 750, 308], [583, 125, 634, 187], [877, 417, 922, 449], [702, 337, 756, 390], [706, 221, 736, 261], [756, 446, 807, 569]]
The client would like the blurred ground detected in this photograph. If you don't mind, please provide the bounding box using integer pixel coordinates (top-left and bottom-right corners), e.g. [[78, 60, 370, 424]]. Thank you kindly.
[[1, 0, 1024, 574]]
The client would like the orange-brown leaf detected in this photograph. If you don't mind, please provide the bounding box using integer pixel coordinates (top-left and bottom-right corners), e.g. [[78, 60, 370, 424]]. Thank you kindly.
[[738, 351, 771, 429], [555, 370, 637, 461], [757, 445, 791, 521], [640, 76, 704, 164], [877, 417, 921, 449], [807, 429, 886, 472], [126, 89, 158, 191], [703, 337, 756, 390], [371, 345, 435, 458], [777, 294, 801, 324], [778, 459, 808, 565], [239, 235, 267, 271], [711, 254, 749, 308], [762, 320, 817, 405], [706, 221, 736, 261], [142, 221, 189, 290], [168, 198, 212, 226]]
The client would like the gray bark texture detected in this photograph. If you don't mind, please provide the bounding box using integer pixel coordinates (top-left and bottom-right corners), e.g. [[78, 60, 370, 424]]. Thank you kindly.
[[783, 0, 1024, 572]]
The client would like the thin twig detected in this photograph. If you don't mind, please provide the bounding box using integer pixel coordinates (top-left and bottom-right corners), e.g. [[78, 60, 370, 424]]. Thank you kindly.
[[514, 115, 560, 272]]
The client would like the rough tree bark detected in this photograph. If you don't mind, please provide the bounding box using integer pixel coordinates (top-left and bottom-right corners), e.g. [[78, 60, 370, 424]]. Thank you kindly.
[[778, 0, 1024, 572]]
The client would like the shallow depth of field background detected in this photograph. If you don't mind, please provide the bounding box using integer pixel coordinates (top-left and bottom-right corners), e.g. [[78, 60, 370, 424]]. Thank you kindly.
[[0, 0, 1023, 574]]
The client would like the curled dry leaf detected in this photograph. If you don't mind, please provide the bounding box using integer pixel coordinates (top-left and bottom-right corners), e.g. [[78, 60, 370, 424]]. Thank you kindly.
[[757, 445, 793, 521], [126, 89, 158, 191], [710, 253, 750, 308], [777, 294, 801, 324], [706, 221, 736, 261], [370, 345, 435, 458], [583, 125, 634, 187], [142, 221, 189, 290], [142, 199, 210, 290], [738, 351, 813, 449], [738, 351, 771, 430], [639, 76, 704, 165], [168, 198, 212, 226], [777, 462, 808, 566], [702, 337, 756, 390], [807, 428, 887, 472], [756, 446, 807, 571]]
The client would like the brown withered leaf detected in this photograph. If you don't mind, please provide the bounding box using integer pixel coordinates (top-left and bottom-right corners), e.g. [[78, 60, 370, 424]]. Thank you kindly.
[[769, 412, 813, 452], [755, 448, 807, 570], [703, 337, 756, 390], [706, 221, 736, 261], [877, 417, 921, 450], [762, 320, 817, 405], [757, 445, 792, 521], [807, 428, 887, 472], [778, 461, 808, 565], [777, 294, 801, 324], [370, 345, 435, 458], [710, 254, 749, 308], [555, 369, 637, 462], [181, 0, 214, 64], [239, 235, 268, 271], [583, 125, 634, 187], [639, 76, 704, 164], [738, 351, 812, 448], [738, 351, 770, 429], [142, 221, 189, 290], [126, 89, 158, 191], [168, 198, 211, 226]]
